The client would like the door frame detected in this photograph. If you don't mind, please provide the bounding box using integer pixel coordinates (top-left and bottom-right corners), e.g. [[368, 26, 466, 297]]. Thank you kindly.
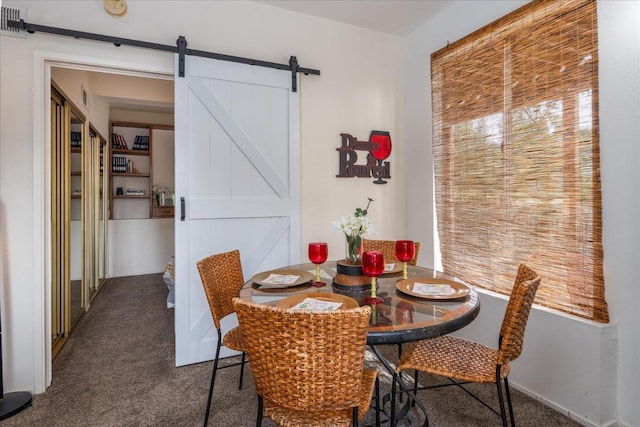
[[33, 49, 173, 392]]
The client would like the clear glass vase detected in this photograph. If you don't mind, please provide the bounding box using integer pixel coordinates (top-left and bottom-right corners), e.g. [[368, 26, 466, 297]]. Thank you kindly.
[[345, 234, 363, 265]]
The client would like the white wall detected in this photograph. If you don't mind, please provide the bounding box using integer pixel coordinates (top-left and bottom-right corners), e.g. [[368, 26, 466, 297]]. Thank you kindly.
[[597, 3, 640, 426], [50, 67, 111, 139], [109, 109, 173, 125], [108, 219, 174, 277], [151, 128, 175, 193], [51, 67, 90, 118], [403, 1, 640, 426], [0, 0, 404, 395], [91, 73, 174, 106]]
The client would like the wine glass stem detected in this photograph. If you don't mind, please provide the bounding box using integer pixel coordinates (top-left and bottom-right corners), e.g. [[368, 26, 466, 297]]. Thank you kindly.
[[316, 264, 321, 282], [371, 277, 377, 298], [403, 262, 408, 279]]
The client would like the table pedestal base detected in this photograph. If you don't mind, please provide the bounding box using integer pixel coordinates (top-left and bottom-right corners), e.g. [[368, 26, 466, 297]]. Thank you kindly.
[[370, 345, 429, 427]]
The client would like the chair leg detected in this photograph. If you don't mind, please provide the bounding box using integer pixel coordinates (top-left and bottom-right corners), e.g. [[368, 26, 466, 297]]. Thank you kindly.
[[495, 367, 508, 427], [256, 395, 263, 427], [375, 376, 381, 427], [396, 343, 405, 405], [352, 406, 359, 427], [203, 336, 223, 427], [390, 372, 398, 427], [504, 376, 516, 427], [238, 352, 246, 390], [411, 370, 419, 407]]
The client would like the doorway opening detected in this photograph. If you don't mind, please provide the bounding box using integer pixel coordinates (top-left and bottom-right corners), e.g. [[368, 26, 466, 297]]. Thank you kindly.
[[44, 59, 174, 379]]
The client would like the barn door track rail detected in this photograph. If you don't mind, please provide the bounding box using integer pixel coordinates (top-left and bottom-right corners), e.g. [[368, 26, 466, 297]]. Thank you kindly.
[[5, 18, 319, 92]]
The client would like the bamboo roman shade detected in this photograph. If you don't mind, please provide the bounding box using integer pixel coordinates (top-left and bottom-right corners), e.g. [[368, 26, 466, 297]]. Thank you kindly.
[[432, 0, 608, 322]]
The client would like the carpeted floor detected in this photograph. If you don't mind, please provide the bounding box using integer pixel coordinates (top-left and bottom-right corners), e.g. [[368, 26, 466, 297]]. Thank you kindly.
[[3, 274, 583, 426]]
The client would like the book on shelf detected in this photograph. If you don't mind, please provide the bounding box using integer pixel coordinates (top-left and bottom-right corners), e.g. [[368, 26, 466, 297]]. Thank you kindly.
[[111, 133, 128, 150], [70, 131, 82, 147], [132, 135, 149, 151], [126, 188, 145, 196], [111, 155, 129, 173]]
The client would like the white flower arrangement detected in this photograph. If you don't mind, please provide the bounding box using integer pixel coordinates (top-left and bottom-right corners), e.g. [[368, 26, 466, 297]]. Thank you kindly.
[[332, 213, 375, 237], [332, 198, 375, 264]]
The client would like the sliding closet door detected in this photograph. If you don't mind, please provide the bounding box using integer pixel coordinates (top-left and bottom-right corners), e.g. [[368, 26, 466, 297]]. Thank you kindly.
[[51, 84, 105, 357], [51, 88, 70, 357], [87, 127, 107, 302], [96, 131, 108, 291], [69, 107, 85, 327]]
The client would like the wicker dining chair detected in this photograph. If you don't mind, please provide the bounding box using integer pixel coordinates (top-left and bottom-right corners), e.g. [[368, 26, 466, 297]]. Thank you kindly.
[[391, 264, 541, 427], [363, 239, 421, 265], [233, 298, 380, 427], [197, 250, 248, 427]]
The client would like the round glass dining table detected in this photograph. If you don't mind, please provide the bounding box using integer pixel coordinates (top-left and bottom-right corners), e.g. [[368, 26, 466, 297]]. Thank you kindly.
[[238, 261, 480, 346]]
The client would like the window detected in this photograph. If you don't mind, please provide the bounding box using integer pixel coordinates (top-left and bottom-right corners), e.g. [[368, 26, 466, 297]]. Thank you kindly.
[[432, 0, 607, 322]]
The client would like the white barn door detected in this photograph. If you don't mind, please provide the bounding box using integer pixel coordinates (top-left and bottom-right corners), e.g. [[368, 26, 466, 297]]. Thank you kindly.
[[174, 55, 300, 366]]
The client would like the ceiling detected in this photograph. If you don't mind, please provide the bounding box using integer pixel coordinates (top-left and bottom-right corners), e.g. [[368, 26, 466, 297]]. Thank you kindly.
[[255, 0, 452, 36]]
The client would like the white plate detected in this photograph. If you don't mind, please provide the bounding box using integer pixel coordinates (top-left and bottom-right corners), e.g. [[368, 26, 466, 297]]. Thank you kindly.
[[276, 292, 359, 310], [251, 269, 314, 288], [382, 262, 403, 274], [396, 278, 470, 300]]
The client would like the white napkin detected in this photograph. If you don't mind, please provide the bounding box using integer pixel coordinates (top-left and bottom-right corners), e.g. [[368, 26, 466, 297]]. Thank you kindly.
[[261, 273, 300, 285], [292, 297, 342, 311], [412, 282, 455, 296]]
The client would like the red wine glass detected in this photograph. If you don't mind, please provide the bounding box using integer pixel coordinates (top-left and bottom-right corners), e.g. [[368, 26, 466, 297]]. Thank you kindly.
[[395, 240, 415, 280], [362, 250, 385, 305], [308, 242, 328, 290], [370, 131, 392, 184]]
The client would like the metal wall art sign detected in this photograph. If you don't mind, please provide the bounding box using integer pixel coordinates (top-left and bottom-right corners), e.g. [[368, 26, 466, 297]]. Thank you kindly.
[[336, 131, 391, 184]]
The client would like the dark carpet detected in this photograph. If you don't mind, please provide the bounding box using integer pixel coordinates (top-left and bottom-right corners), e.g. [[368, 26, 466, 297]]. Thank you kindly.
[[2, 274, 582, 426]]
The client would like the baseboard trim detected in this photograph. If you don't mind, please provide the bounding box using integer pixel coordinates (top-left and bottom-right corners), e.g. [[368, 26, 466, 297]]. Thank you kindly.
[[510, 381, 617, 427]]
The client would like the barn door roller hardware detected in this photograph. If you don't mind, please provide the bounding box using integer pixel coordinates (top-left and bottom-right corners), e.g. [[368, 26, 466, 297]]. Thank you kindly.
[[5, 18, 320, 92]]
